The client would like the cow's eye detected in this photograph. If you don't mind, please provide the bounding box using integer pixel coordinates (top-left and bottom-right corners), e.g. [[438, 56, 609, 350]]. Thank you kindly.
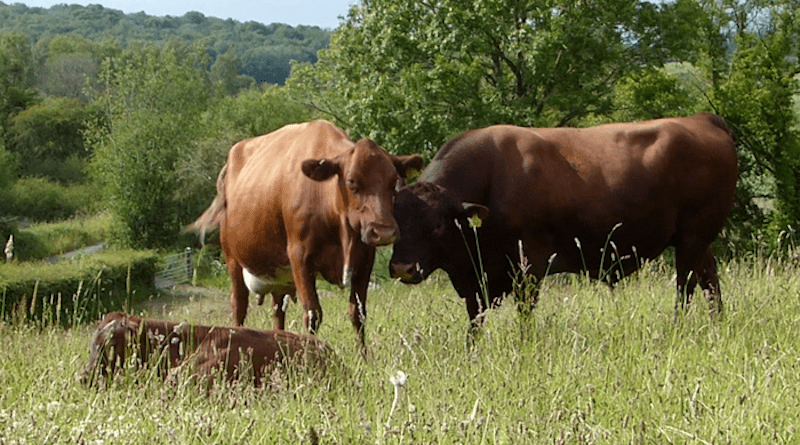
[[347, 179, 358, 192]]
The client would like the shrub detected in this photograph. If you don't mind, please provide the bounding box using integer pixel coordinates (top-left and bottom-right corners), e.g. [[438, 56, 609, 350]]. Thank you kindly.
[[4, 177, 92, 221], [0, 248, 158, 325]]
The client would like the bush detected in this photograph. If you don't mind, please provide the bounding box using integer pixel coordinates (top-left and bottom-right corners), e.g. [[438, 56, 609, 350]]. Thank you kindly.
[[0, 248, 158, 325], [3, 177, 92, 221], [10, 214, 110, 261]]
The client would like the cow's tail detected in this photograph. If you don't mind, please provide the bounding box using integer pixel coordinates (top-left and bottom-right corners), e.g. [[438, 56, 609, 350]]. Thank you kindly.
[[186, 164, 228, 245]]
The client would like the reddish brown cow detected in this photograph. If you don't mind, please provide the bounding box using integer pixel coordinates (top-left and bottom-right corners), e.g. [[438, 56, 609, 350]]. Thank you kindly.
[[190, 121, 422, 349], [389, 114, 738, 330], [81, 312, 333, 387]]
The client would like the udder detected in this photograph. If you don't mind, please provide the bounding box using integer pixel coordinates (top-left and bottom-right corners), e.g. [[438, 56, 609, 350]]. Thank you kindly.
[[242, 265, 295, 303]]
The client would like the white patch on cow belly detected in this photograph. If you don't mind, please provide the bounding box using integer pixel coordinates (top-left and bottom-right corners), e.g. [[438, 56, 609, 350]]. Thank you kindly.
[[243, 266, 294, 296]]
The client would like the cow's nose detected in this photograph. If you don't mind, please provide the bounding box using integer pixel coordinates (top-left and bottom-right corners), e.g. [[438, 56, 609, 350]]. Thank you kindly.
[[390, 262, 423, 284], [363, 224, 399, 246]]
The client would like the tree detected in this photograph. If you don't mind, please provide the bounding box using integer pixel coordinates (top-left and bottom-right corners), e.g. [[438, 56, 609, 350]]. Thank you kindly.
[[210, 48, 253, 95], [6, 97, 94, 182], [176, 84, 312, 223], [88, 41, 211, 248], [32, 33, 120, 100], [0, 30, 39, 145], [694, 0, 800, 240], [287, 0, 699, 156]]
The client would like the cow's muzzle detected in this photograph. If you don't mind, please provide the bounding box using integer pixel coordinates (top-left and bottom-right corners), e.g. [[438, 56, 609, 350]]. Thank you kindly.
[[389, 262, 424, 284], [363, 223, 400, 246]]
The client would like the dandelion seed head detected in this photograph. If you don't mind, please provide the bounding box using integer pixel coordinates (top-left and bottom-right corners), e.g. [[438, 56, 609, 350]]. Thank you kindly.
[[390, 370, 407, 386]]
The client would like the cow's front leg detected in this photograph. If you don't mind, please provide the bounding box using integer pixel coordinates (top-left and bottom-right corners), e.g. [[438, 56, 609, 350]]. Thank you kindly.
[[288, 244, 322, 334], [349, 246, 375, 354]]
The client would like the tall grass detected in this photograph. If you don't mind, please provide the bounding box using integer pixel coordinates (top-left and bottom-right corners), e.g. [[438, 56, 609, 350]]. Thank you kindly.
[[1, 253, 798, 443]]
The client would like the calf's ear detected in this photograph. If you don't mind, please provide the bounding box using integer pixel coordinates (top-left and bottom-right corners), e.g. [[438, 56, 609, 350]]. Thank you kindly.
[[302, 158, 342, 181], [392, 155, 425, 179]]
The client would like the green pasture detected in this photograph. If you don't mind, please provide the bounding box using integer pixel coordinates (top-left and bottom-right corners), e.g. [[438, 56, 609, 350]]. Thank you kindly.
[[1, 250, 799, 444]]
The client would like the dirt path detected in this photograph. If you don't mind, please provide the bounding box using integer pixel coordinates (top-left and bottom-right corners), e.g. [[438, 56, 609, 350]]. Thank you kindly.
[[136, 284, 231, 324]]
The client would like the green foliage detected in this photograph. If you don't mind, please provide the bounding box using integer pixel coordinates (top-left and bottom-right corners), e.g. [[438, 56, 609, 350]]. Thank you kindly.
[[0, 30, 39, 142], [210, 48, 254, 95], [611, 68, 698, 122], [0, 248, 158, 325], [0, 3, 331, 87], [288, 0, 701, 156], [88, 41, 211, 249], [9, 214, 109, 261], [7, 97, 95, 182], [696, 0, 800, 245], [32, 33, 119, 100], [2, 177, 92, 222], [0, 141, 18, 189]]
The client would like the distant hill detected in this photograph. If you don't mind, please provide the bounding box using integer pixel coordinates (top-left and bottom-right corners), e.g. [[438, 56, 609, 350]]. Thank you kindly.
[[0, 2, 331, 84]]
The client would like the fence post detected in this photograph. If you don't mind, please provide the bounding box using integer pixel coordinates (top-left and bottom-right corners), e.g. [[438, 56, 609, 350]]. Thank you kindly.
[[184, 247, 193, 281]]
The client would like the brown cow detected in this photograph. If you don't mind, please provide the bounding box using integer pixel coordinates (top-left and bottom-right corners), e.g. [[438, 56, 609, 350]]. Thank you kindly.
[[190, 121, 423, 349], [81, 312, 334, 387], [389, 114, 738, 331]]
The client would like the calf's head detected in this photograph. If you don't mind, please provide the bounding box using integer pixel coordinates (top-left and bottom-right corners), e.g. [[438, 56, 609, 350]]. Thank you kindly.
[[81, 312, 138, 386], [81, 312, 181, 386], [389, 182, 489, 283], [302, 139, 423, 246]]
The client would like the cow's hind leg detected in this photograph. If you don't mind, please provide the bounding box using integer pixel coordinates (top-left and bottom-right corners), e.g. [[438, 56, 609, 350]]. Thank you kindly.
[[228, 261, 249, 325], [695, 246, 723, 315], [674, 238, 722, 317], [271, 290, 295, 331]]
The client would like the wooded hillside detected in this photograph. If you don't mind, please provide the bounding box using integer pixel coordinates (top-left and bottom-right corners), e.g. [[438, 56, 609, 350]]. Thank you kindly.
[[0, 2, 331, 84]]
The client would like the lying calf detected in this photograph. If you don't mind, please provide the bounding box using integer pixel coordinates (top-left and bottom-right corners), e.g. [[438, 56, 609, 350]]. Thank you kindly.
[[82, 311, 333, 387]]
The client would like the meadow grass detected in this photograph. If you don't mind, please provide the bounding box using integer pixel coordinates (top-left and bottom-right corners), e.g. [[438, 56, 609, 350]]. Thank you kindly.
[[1, 250, 799, 444]]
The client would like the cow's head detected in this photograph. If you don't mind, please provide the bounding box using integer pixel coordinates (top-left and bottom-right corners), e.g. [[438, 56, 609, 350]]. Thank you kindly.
[[301, 139, 423, 246], [389, 182, 489, 283]]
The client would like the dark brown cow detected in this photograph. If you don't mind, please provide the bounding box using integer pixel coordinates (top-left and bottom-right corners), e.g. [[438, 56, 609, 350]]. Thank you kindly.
[[389, 114, 738, 330], [81, 312, 334, 387], [190, 121, 423, 349]]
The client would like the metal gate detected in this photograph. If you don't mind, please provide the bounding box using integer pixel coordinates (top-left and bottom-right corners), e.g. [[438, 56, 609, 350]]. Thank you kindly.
[[155, 248, 194, 288]]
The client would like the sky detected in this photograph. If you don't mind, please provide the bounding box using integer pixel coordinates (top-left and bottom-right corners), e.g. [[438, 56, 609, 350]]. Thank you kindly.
[[17, 0, 356, 29]]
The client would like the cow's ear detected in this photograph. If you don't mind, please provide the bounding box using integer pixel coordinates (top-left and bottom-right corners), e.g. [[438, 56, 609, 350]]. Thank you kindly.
[[392, 155, 425, 179], [461, 202, 490, 220], [302, 158, 341, 181]]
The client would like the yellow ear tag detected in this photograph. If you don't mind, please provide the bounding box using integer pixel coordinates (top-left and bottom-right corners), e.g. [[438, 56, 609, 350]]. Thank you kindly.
[[468, 213, 483, 229]]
